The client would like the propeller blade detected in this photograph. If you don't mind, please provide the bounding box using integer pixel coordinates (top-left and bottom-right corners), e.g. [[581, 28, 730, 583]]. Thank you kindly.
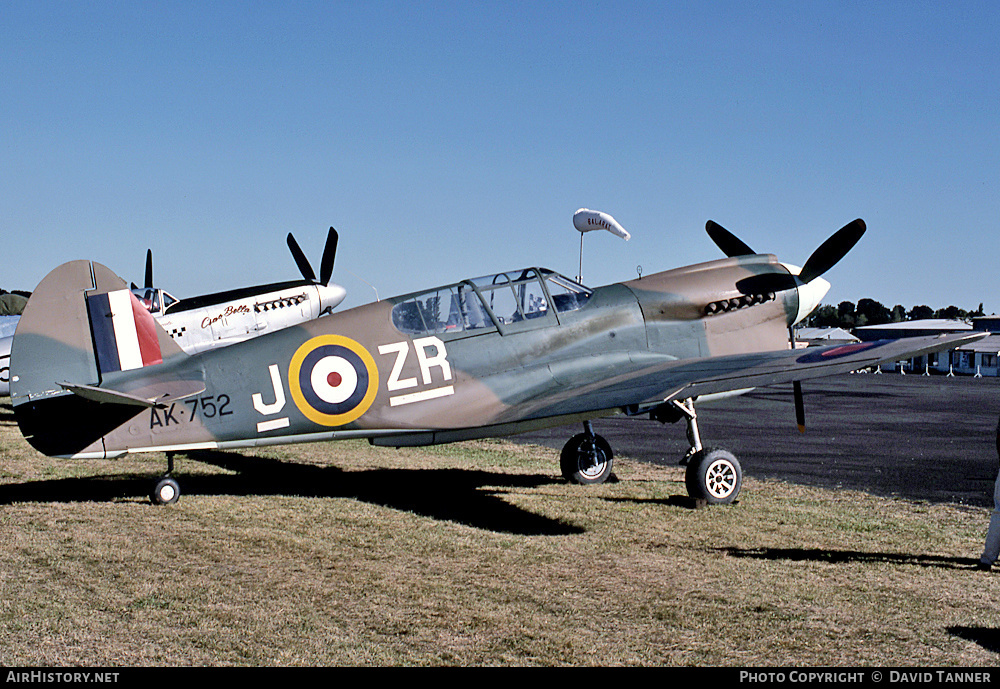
[[793, 380, 805, 433], [706, 220, 756, 257], [798, 218, 866, 284], [144, 249, 153, 289], [319, 227, 338, 286], [287, 232, 317, 283]]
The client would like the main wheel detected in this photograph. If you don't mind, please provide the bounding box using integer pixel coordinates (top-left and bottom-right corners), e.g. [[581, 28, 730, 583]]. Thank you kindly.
[[561, 433, 614, 485], [151, 476, 181, 505], [685, 448, 742, 504]]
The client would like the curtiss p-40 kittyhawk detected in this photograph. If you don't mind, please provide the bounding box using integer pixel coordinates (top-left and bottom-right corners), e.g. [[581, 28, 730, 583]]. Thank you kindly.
[[9, 217, 985, 505]]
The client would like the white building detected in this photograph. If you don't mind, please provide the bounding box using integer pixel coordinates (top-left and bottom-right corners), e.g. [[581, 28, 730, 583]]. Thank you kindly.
[[854, 318, 999, 375]]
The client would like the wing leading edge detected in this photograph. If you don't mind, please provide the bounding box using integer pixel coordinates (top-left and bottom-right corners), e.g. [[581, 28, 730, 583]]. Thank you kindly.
[[650, 332, 990, 407], [514, 332, 989, 422]]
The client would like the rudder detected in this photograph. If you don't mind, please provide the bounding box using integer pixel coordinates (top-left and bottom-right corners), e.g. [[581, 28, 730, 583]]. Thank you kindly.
[[10, 260, 186, 457]]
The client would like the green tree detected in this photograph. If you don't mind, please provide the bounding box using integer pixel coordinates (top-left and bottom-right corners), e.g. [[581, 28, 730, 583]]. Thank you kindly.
[[806, 304, 840, 328], [856, 298, 891, 326], [0, 293, 27, 315], [837, 301, 856, 328], [934, 305, 967, 319]]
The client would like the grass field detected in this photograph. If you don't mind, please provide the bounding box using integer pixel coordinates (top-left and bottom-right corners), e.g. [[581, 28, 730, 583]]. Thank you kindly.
[[1, 399, 999, 666]]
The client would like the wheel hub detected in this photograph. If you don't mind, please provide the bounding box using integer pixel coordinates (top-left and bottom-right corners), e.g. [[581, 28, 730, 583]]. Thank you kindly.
[[705, 459, 737, 499], [578, 440, 609, 478]]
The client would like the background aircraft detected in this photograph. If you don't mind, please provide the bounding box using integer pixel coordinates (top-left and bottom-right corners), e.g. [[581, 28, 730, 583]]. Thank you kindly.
[[131, 228, 347, 354], [0, 228, 346, 396], [8, 218, 983, 506]]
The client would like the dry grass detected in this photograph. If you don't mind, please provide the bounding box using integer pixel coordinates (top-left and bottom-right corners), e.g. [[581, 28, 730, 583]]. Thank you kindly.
[[1, 400, 998, 666]]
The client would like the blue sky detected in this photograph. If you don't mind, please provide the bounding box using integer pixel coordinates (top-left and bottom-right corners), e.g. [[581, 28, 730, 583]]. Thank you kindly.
[[2, 1, 998, 313]]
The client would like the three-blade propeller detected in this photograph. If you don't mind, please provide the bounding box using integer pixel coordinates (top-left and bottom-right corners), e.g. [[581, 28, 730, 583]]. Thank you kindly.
[[707, 218, 866, 295], [136, 227, 341, 294], [706, 218, 867, 433], [287, 226, 339, 286]]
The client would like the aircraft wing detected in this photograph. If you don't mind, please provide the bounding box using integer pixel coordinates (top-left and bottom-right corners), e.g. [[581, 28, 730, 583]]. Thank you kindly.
[[660, 332, 989, 403], [522, 332, 989, 419]]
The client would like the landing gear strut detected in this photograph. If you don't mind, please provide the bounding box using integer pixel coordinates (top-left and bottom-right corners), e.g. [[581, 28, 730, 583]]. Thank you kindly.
[[561, 420, 614, 484], [671, 398, 742, 504], [150, 452, 181, 505]]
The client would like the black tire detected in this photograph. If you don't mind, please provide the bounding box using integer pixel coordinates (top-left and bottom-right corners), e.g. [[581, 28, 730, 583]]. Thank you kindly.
[[151, 477, 180, 505], [685, 448, 742, 504], [561, 433, 614, 485]]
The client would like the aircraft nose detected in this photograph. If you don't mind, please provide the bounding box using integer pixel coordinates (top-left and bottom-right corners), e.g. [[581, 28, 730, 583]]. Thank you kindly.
[[780, 262, 830, 326], [318, 283, 348, 313], [794, 275, 830, 326]]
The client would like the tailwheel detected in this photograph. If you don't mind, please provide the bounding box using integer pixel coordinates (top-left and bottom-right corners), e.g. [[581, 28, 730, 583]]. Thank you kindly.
[[685, 448, 742, 504], [151, 476, 180, 505], [561, 426, 614, 485], [150, 452, 180, 505]]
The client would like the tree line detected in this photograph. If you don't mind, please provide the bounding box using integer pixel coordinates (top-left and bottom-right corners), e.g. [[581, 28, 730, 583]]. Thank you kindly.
[[0, 289, 30, 316], [804, 299, 987, 329]]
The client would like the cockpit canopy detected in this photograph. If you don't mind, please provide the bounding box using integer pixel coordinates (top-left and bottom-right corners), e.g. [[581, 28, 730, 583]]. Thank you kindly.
[[130, 287, 179, 315], [392, 268, 592, 336]]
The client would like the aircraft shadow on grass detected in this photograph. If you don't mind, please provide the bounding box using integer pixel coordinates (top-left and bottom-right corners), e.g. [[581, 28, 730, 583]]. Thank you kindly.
[[0, 448, 586, 536], [716, 546, 979, 571], [948, 626, 1000, 655]]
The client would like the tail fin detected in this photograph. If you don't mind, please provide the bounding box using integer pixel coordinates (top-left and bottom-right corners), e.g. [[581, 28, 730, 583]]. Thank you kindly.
[[10, 260, 188, 457]]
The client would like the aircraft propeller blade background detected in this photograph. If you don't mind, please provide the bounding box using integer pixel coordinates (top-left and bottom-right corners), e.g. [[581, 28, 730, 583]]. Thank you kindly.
[[319, 227, 338, 286], [287, 232, 317, 283], [144, 249, 154, 290], [287, 227, 339, 286], [797, 218, 866, 284], [705, 220, 756, 257]]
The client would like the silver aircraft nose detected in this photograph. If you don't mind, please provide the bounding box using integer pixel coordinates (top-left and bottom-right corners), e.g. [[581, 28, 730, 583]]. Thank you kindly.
[[781, 263, 830, 326], [317, 283, 348, 314]]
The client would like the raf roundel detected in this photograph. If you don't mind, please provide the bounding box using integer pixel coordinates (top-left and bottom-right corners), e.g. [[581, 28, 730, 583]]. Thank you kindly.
[[289, 335, 379, 426]]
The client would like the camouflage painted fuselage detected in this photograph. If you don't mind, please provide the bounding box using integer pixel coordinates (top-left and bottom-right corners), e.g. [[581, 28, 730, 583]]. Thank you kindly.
[[11, 253, 815, 459]]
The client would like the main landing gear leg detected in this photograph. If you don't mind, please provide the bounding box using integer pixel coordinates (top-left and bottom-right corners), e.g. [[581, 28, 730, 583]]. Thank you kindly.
[[672, 398, 743, 505], [561, 420, 614, 485], [150, 452, 181, 505], [672, 398, 703, 466]]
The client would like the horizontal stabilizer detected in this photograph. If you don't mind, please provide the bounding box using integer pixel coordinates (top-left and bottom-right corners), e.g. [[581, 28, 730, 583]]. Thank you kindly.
[[60, 374, 207, 408], [59, 382, 164, 408]]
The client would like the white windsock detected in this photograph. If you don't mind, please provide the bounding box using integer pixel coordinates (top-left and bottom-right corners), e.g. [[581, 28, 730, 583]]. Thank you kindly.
[[573, 208, 630, 241]]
